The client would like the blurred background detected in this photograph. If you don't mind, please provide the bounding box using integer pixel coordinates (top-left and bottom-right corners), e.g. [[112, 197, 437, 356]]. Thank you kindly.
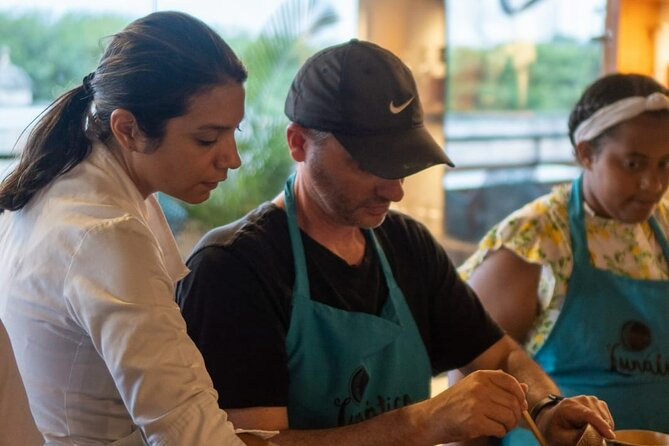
[[1, 0, 668, 263]]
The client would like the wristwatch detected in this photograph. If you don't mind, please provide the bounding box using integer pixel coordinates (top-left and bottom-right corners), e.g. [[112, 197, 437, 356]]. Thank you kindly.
[[530, 393, 565, 421]]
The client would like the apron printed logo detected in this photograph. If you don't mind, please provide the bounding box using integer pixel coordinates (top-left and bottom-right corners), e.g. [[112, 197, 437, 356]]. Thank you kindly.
[[609, 320, 669, 376], [334, 394, 413, 426], [620, 320, 652, 351], [334, 366, 412, 426], [350, 366, 369, 403]]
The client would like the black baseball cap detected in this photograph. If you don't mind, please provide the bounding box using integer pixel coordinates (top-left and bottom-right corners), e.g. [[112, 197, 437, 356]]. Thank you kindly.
[[284, 39, 454, 179]]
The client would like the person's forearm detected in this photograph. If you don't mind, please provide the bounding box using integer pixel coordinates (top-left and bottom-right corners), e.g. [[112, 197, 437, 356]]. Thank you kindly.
[[502, 347, 560, 410], [268, 403, 433, 446], [464, 336, 560, 411]]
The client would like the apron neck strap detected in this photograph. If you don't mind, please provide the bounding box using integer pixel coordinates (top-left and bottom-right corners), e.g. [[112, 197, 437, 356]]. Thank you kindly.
[[283, 173, 400, 296], [568, 175, 588, 263], [648, 215, 669, 261], [569, 175, 669, 263], [284, 173, 310, 297]]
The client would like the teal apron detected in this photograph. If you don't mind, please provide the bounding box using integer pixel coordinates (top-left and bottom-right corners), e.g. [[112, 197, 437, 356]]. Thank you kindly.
[[283, 174, 432, 429], [505, 176, 669, 445]]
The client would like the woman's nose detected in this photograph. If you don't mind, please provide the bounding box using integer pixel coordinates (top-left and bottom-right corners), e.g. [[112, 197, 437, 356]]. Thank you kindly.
[[640, 169, 664, 193], [216, 139, 241, 170]]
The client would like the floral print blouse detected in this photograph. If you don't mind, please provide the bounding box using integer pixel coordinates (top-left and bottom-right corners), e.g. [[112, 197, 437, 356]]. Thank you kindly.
[[458, 182, 669, 355]]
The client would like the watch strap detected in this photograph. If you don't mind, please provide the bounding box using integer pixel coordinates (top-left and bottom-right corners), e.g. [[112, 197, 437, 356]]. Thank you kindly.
[[530, 393, 565, 421]]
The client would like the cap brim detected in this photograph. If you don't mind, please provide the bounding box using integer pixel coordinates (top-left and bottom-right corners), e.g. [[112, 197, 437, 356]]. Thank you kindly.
[[333, 126, 454, 180]]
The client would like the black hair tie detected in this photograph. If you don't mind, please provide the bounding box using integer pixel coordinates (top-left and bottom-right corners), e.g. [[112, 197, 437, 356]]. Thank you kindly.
[[82, 72, 95, 97]]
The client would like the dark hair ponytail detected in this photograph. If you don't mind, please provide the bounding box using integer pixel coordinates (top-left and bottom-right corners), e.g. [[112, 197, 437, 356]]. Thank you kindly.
[[0, 83, 92, 212], [0, 11, 247, 213]]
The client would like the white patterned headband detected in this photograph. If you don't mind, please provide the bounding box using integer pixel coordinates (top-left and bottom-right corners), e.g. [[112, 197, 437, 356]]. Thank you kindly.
[[574, 91, 669, 144]]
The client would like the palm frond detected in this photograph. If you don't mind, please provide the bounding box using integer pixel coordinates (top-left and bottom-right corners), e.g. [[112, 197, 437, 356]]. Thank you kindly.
[[243, 0, 338, 110]]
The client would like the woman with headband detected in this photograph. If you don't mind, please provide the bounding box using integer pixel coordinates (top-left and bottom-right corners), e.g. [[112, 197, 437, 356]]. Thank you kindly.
[[453, 73, 669, 445]]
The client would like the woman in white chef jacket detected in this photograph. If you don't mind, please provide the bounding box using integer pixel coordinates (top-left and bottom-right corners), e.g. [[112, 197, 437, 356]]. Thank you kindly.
[[0, 11, 273, 446]]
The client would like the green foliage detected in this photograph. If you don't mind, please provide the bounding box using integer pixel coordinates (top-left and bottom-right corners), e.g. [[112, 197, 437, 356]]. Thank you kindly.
[[447, 37, 602, 112], [0, 3, 338, 232], [0, 10, 130, 100], [494, 57, 520, 109], [526, 39, 601, 110], [185, 0, 339, 229]]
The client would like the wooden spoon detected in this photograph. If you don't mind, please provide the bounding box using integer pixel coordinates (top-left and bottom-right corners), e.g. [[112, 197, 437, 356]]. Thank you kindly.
[[522, 410, 549, 446]]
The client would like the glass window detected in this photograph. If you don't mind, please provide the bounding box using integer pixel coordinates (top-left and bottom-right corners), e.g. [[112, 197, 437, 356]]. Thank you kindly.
[[443, 0, 606, 249]]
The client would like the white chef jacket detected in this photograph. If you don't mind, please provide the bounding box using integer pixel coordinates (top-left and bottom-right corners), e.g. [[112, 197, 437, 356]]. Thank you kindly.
[[0, 143, 245, 445], [0, 319, 43, 446]]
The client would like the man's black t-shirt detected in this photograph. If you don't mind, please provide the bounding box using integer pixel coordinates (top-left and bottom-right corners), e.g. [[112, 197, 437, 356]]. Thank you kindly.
[[176, 203, 503, 409]]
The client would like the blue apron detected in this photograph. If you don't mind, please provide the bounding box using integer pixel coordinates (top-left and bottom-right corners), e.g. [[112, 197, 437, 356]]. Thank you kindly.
[[283, 174, 432, 429], [505, 176, 669, 445]]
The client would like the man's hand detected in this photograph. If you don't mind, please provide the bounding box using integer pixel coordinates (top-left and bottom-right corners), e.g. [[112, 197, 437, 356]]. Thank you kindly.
[[416, 369, 528, 444], [535, 395, 615, 445]]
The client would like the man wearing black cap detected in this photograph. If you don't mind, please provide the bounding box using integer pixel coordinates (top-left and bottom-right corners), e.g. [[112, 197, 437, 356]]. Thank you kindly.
[[177, 40, 613, 445]]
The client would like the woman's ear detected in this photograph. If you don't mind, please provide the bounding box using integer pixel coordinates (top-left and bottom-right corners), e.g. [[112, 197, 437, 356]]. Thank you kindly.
[[575, 141, 595, 169], [286, 122, 308, 162], [109, 109, 142, 152]]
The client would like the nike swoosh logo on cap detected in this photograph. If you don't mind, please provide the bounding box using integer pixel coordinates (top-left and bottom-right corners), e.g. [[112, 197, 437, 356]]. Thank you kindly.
[[389, 96, 414, 114]]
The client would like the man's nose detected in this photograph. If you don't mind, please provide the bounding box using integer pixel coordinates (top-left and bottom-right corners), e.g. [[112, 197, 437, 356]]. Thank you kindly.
[[377, 178, 405, 202]]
